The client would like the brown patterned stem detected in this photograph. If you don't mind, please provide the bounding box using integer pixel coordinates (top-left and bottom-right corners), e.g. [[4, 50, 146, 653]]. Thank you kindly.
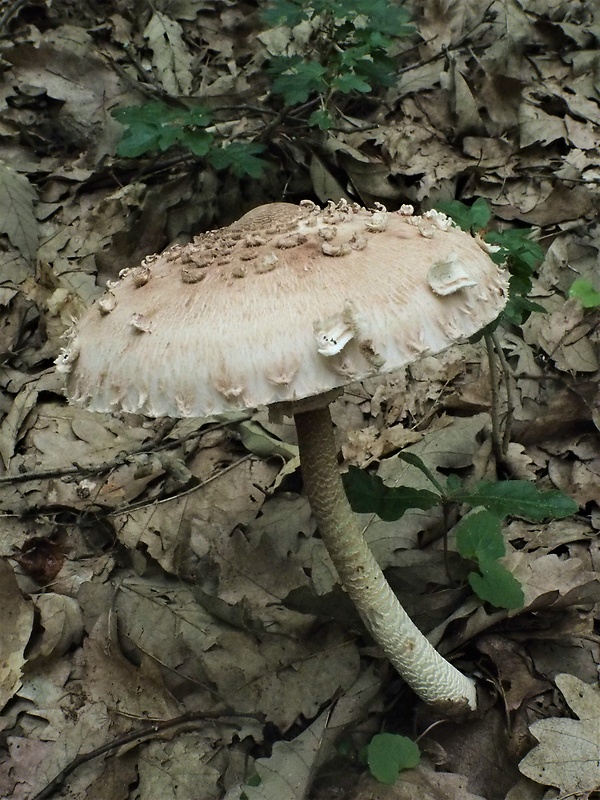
[[294, 405, 477, 714]]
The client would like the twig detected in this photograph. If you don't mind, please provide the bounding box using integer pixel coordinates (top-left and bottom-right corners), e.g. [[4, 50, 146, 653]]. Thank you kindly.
[[30, 708, 264, 800], [0, 415, 250, 487], [109, 453, 252, 515], [0, 421, 174, 486], [491, 330, 515, 453], [0, 0, 27, 33], [484, 331, 505, 470]]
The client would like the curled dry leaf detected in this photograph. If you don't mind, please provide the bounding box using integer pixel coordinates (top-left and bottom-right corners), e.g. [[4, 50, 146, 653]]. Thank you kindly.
[[13, 536, 65, 585], [29, 593, 84, 659]]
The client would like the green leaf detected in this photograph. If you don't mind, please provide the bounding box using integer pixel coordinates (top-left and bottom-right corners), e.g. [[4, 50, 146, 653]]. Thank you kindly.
[[352, 52, 397, 86], [367, 733, 420, 785], [115, 124, 161, 157], [569, 278, 600, 309], [207, 142, 267, 178], [397, 452, 444, 494], [241, 771, 262, 799], [308, 108, 334, 129], [185, 106, 213, 127], [487, 229, 544, 273], [336, 738, 353, 757], [261, 0, 307, 27], [342, 466, 439, 521], [468, 559, 525, 609], [445, 473, 462, 494], [435, 198, 491, 233], [452, 481, 578, 521], [112, 102, 170, 126], [112, 102, 214, 158], [503, 294, 545, 326], [468, 197, 493, 230], [357, 0, 415, 37], [455, 510, 525, 609], [179, 129, 213, 156], [332, 70, 372, 94], [455, 509, 505, 563], [270, 58, 328, 104]]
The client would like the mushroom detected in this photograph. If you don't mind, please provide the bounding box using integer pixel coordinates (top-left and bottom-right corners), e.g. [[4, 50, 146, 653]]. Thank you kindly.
[[57, 200, 509, 714]]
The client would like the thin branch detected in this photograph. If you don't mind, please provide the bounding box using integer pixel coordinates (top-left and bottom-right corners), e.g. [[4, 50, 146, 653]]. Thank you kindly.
[[484, 331, 505, 470], [30, 708, 264, 800], [109, 453, 252, 515], [0, 414, 250, 487], [491, 330, 515, 454], [0, 0, 27, 33]]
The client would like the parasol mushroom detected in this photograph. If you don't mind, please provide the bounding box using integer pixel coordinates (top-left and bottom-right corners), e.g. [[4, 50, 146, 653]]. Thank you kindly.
[[56, 200, 509, 714]]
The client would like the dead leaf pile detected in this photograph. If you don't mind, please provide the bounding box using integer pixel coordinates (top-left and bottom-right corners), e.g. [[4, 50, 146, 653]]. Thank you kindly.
[[0, 1, 599, 798]]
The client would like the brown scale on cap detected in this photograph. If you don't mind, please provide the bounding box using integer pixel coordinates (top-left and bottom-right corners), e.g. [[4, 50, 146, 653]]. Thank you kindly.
[[58, 200, 508, 417], [131, 265, 151, 287]]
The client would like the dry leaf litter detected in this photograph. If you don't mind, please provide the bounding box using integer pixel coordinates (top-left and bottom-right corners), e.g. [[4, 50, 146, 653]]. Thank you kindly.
[[0, 1, 599, 799]]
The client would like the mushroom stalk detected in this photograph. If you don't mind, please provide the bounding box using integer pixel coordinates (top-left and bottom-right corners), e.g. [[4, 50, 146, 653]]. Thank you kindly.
[[294, 405, 477, 714]]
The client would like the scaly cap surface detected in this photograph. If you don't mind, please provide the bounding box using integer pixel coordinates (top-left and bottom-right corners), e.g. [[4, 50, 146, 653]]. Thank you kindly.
[[57, 201, 508, 416]]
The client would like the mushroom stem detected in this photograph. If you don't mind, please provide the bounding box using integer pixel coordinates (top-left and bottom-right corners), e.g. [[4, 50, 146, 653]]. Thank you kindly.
[[294, 405, 477, 714]]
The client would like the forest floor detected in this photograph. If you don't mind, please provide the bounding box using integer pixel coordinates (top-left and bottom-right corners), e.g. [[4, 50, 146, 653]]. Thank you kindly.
[[1, 1, 600, 798]]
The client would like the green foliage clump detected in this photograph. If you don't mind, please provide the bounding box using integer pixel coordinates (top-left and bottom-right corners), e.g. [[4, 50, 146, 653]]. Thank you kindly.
[[262, 0, 414, 128], [343, 454, 577, 610], [111, 102, 266, 177], [435, 198, 545, 325], [111, 0, 415, 164]]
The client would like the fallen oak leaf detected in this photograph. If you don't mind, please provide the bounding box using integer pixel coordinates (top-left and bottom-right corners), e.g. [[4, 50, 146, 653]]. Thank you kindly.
[[518, 674, 600, 794]]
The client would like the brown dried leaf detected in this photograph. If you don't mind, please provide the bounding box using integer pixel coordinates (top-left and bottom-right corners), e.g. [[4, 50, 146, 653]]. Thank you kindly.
[[114, 455, 277, 574], [113, 577, 360, 730], [13, 537, 66, 586], [523, 296, 599, 373], [0, 560, 34, 711], [519, 674, 600, 794], [190, 528, 312, 635], [143, 11, 193, 94], [29, 593, 83, 659], [476, 635, 550, 712], [352, 762, 487, 800], [0, 162, 37, 264]]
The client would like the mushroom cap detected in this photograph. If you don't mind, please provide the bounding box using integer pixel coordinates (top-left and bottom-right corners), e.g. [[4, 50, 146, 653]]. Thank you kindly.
[[58, 201, 509, 417]]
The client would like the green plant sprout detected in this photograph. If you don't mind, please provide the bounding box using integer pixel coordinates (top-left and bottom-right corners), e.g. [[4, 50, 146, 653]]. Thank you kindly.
[[261, 0, 415, 128], [343, 453, 577, 610], [362, 732, 421, 784], [240, 772, 261, 800], [569, 278, 600, 308]]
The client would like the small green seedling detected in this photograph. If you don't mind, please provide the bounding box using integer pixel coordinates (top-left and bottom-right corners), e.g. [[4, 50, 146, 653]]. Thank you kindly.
[[454, 510, 524, 609], [112, 0, 416, 166], [362, 733, 420, 784], [569, 278, 600, 309], [240, 772, 261, 800]]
